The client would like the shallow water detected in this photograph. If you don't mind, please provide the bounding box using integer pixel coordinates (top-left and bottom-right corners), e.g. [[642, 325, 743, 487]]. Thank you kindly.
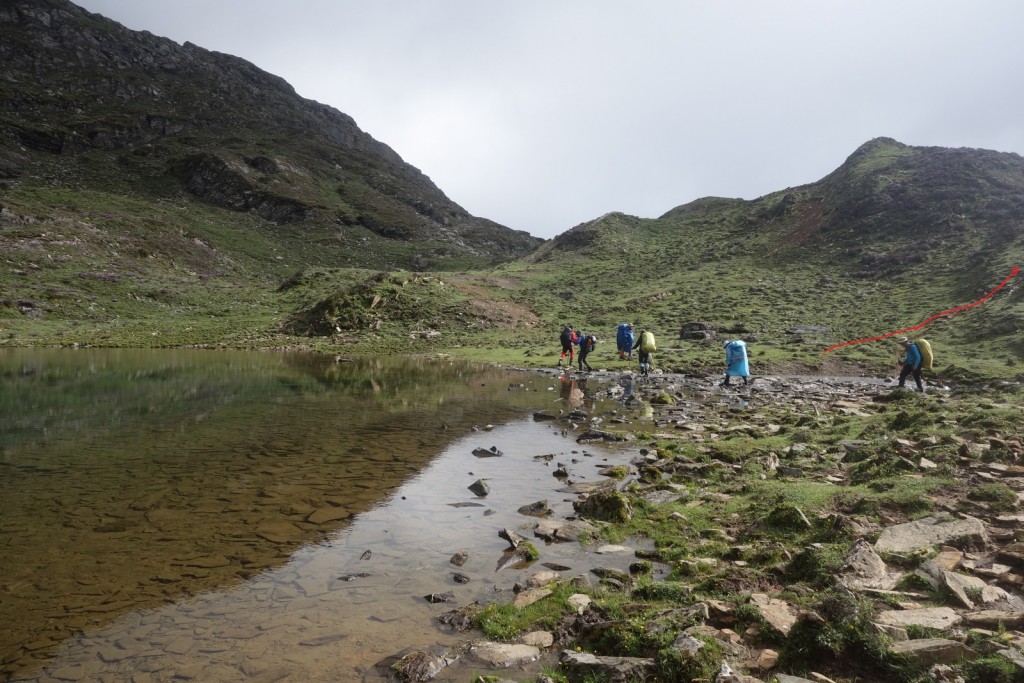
[[0, 350, 640, 681]]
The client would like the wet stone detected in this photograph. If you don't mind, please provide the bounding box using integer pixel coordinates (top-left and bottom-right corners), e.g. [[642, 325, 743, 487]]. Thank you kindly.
[[467, 479, 490, 497], [306, 506, 351, 524]]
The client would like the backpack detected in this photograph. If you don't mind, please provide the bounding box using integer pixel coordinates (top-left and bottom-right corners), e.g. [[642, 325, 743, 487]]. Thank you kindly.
[[560, 326, 572, 345], [916, 338, 934, 370], [640, 331, 657, 353]]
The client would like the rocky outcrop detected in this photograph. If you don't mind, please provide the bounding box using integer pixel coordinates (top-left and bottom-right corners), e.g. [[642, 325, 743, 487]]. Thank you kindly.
[[0, 0, 542, 267]]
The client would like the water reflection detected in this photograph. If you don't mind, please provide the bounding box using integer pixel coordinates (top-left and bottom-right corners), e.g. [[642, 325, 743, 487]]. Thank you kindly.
[[0, 350, 639, 681]]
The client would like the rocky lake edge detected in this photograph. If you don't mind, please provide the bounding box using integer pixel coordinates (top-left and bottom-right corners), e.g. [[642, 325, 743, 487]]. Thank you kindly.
[[376, 365, 1024, 683]]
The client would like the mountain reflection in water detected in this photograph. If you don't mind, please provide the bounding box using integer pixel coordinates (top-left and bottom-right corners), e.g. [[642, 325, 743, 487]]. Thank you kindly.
[[0, 349, 638, 681]]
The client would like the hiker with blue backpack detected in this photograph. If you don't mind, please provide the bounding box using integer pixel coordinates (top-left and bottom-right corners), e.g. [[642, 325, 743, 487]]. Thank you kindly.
[[897, 336, 926, 392], [616, 323, 634, 360], [721, 339, 750, 387], [576, 331, 596, 372]]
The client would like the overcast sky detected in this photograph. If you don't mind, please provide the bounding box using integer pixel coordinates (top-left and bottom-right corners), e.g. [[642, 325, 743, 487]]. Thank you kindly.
[[73, 1, 1024, 239]]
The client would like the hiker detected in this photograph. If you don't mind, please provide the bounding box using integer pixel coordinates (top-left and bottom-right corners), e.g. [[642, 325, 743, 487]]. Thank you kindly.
[[897, 336, 925, 392], [721, 339, 750, 386], [632, 328, 656, 376], [616, 323, 635, 360], [577, 332, 596, 372], [558, 324, 577, 367]]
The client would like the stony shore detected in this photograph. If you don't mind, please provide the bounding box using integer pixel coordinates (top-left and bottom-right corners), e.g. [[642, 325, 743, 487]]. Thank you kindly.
[[378, 368, 1024, 683]]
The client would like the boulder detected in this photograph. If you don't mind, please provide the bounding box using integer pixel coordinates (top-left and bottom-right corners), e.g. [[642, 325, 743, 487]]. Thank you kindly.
[[573, 490, 633, 523], [560, 650, 657, 682], [875, 607, 961, 631], [889, 638, 973, 666], [874, 516, 988, 553], [534, 518, 596, 543], [748, 593, 797, 636], [467, 479, 490, 497], [839, 538, 899, 590], [965, 610, 1024, 629], [388, 649, 454, 681], [512, 587, 552, 608], [517, 500, 552, 517], [469, 642, 540, 668]]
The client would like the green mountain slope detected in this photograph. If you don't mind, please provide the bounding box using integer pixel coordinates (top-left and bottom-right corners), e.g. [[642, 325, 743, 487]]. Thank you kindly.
[[0, 0, 541, 274], [2, 2, 1023, 380], [493, 138, 1024, 377]]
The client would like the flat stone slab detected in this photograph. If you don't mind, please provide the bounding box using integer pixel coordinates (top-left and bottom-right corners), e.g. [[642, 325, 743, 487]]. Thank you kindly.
[[534, 518, 596, 543], [749, 593, 797, 636], [876, 607, 961, 631], [890, 638, 970, 666], [560, 650, 657, 680], [874, 516, 987, 553], [469, 642, 540, 668], [512, 587, 552, 609], [966, 610, 1024, 629]]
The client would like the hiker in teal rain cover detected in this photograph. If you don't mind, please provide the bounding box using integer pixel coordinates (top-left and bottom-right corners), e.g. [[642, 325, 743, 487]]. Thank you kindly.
[[721, 339, 749, 387], [897, 336, 924, 392], [616, 323, 634, 360], [558, 324, 576, 367]]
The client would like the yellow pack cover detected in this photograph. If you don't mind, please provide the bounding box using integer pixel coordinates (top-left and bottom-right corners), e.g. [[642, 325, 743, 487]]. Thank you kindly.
[[640, 331, 657, 353], [916, 338, 934, 370]]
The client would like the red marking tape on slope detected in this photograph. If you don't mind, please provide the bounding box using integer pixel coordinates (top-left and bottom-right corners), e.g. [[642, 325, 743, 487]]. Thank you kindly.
[[823, 266, 1020, 354]]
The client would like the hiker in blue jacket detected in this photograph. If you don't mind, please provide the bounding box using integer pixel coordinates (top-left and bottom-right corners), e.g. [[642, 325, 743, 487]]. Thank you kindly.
[[897, 336, 924, 391], [616, 323, 634, 360], [721, 339, 750, 387]]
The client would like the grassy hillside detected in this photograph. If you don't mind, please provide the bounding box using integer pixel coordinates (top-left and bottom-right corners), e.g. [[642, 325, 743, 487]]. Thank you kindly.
[[0, 0, 541, 280], [1, 2, 1022, 380], [5, 139, 1023, 384]]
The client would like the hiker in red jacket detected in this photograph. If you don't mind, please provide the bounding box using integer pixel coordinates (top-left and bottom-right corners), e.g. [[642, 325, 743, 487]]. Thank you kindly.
[[558, 325, 577, 367]]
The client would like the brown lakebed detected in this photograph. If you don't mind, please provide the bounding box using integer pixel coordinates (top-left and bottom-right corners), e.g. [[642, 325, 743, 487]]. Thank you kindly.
[[0, 350, 647, 682]]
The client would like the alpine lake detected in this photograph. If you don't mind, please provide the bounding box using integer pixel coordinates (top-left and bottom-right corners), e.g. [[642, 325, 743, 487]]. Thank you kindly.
[[0, 349, 648, 682]]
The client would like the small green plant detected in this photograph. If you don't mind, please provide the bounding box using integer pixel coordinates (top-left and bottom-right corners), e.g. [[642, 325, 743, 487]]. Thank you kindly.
[[967, 483, 1018, 512]]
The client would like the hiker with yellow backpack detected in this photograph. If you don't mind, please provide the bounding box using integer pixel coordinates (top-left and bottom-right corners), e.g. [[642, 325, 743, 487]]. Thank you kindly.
[[897, 336, 933, 392], [631, 328, 657, 376]]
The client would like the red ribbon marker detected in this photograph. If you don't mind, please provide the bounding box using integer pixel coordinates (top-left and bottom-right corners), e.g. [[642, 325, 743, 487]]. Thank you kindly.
[[823, 266, 1020, 354]]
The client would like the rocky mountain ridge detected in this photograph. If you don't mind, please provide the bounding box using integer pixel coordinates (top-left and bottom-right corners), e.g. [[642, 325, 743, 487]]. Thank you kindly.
[[0, 0, 541, 268]]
